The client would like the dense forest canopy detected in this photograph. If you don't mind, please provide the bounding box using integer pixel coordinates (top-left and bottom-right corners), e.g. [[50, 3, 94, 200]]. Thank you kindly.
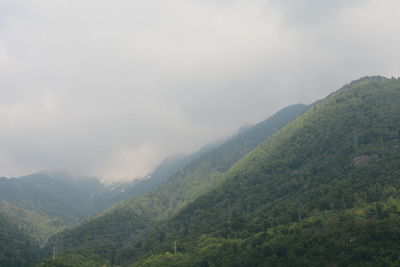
[[1, 76, 400, 266], [44, 103, 309, 265], [125, 76, 400, 266]]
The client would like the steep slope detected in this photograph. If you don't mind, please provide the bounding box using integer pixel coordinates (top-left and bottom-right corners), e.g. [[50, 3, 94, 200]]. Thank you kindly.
[[0, 173, 104, 245], [132, 200, 400, 267], [0, 171, 163, 246], [0, 200, 64, 247], [0, 213, 39, 267], [0, 173, 106, 222], [111, 152, 209, 202], [123, 76, 400, 266], [48, 103, 309, 264], [126, 103, 310, 221]]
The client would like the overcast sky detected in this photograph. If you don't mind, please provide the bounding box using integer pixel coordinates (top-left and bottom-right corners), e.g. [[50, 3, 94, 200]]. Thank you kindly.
[[0, 0, 399, 180]]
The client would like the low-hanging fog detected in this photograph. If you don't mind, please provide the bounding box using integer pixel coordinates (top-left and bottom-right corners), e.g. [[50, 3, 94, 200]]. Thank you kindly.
[[1, 0, 399, 180]]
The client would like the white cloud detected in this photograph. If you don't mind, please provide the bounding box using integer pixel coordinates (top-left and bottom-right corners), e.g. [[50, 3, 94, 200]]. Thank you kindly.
[[0, 0, 399, 179]]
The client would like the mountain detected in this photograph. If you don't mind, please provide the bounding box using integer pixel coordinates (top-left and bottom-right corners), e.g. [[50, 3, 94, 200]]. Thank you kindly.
[[109, 153, 206, 202], [128, 103, 310, 221], [0, 213, 39, 267], [120, 76, 400, 266], [0, 168, 194, 246], [0, 173, 107, 220], [36, 76, 400, 266], [45, 103, 309, 264], [0, 200, 65, 247], [0, 173, 107, 246]]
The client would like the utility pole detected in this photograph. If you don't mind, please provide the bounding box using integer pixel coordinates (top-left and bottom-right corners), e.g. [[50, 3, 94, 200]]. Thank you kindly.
[[297, 206, 301, 222], [227, 202, 231, 222], [52, 236, 62, 259], [60, 235, 64, 256], [174, 241, 177, 255], [353, 131, 359, 156], [52, 242, 56, 260]]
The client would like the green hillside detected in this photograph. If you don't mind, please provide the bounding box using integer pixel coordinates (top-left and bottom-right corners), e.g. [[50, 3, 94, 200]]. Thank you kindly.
[[122, 76, 400, 266], [128, 103, 310, 221], [0, 200, 65, 247], [0, 213, 39, 267], [0, 173, 112, 222], [0, 173, 107, 246], [45, 104, 308, 264], [37, 76, 400, 266], [114, 146, 218, 203], [132, 199, 400, 266], [0, 169, 186, 246]]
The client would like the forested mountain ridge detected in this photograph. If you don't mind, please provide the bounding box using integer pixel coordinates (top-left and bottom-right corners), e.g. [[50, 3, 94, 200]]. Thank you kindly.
[[113, 149, 217, 203], [0, 136, 216, 263], [0, 173, 108, 246], [0, 173, 106, 221], [36, 76, 400, 266], [0, 200, 64, 247], [0, 168, 191, 247], [121, 76, 400, 266], [42, 104, 309, 265], [0, 213, 39, 267], [127, 103, 310, 221]]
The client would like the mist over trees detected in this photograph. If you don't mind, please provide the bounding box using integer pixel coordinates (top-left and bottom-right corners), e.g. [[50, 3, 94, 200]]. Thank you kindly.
[[1, 1, 400, 266]]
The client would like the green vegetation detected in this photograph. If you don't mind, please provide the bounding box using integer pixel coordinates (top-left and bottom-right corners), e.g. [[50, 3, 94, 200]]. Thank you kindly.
[[115, 154, 195, 201], [19, 76, 400, 266], [0, 200, 64, 246], [0, 173, 104, 246], [0, 173, 110, 221], [133, 198, 400, 266], [0, 168, 187, 246], [132, 104, 309, 221], [36, 253, 107, 267], [120, 76, 400, 265], [0, 213, 39, 267], [43, 103, 308, 264]]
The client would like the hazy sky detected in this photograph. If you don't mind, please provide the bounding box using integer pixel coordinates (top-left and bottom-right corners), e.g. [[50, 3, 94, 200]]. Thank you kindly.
[[1, 0, 399, 180]]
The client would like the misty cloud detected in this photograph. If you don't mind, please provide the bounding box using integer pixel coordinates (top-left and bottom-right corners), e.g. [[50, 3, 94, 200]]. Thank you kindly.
[[0, 0, 399, 179]]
